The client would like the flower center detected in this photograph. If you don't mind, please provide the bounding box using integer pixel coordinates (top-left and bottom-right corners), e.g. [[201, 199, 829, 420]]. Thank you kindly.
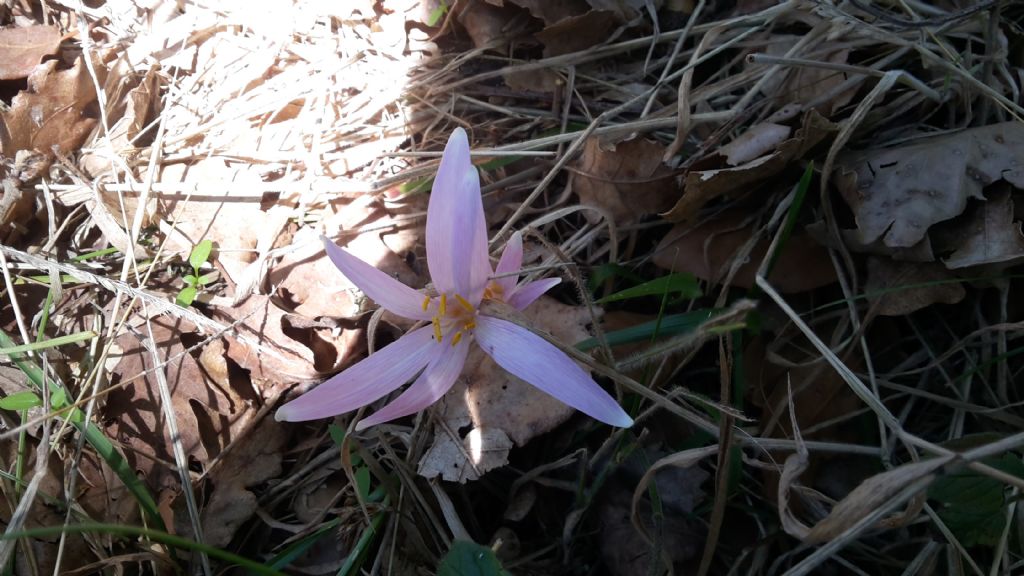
[[423, 293, 477, 346], [482, 282, 505, 301]]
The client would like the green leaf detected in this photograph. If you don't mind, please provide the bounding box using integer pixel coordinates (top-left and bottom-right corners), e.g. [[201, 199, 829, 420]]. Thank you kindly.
[[588, 263, 644, 291], [596, 273, 701, 304], [354, 466, 371, 501], [183, 274, 198, 287], [576, 308, 720, 352], [176, 286, 197, 307], [928, 453, 1024, 547], [50, 388, 67, 409], [426, 2, 448, 26], [329, 424, 346, 447], [188, 239, 214, 270], [0, 391, 42, 411], [197, 272, 217, 285], [436, 540, 510, 576]]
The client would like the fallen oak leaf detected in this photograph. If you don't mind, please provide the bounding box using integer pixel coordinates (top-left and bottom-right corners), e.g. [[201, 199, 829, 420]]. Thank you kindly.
[[0, 58, 98, 157], [836, 122, 1024, 249], [573, 135, 678, 226], [865, 257, 964, 316], [0, 25, 62, 81], [942, 189, 1024, 270]]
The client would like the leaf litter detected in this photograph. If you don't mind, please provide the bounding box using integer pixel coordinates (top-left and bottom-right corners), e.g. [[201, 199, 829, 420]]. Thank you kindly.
[[2, 0, 1024, 575]]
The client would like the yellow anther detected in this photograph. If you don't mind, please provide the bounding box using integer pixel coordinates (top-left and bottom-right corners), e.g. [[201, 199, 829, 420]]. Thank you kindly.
[[439, 294, 447, 315], [451, 331, 463, 346], [454, 294, 474, 312], [421, 295, 430, 311], [432, 317, 442, 342], [464, 321, 476, 331]]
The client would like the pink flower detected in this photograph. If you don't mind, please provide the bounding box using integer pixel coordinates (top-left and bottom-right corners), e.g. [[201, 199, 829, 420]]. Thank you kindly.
[[275, 128, 633, 430]]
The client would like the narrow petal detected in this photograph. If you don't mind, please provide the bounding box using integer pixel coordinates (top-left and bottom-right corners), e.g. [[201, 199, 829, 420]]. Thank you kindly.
[[493, 231, 522, 296], [426, 128, 491, 302], [475, 316, 633, 427], [356, 333, 471, 430], [507, 278, 561, 310], [275, 326, 437, 422], [322, 235, 431, 321]]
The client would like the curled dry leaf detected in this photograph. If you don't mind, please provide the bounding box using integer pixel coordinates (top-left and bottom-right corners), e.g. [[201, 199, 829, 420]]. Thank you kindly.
[[0, 25, 61, 81], [653, 210, 836, 293], [663, 110, 836, 222], [720, 122, 791, 166], [805, 457, 949, 544], [418, 296, 601, 482], [573, 135, 677, 226], [837, 122, 1024, 249], [865, 257, 964, 316]]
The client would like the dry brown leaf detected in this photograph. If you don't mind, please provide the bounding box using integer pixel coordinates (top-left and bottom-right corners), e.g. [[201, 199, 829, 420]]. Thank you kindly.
[[805, 220, 935, 262], [837, 122, 1024, 249], [0, 58, 98, 157], [663, 110, 836, 222], [178, 419, 287, 547], [805, 457, 948, 544], [535, 10, 618, 56], [456, 0, 520, 49], [0, 25, 61, 81], [573, 135, 677, 226], [213, 294, 362, 383], [943, 189, 1024, 269], [103, 318, 256, 500], [502, 0, 591, 25], [757, 44, 857, 116], [865, 257, 964, 316], [653, 210, 836, 293], [418, 297, 601, 481]]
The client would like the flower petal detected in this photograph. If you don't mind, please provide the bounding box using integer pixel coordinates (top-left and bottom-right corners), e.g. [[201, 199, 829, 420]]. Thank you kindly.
[[275, 326, 437, 422], [507, 278, 561, 310], [322, 235, 431, 321], [475, 315, 633, 427], [493, 231, 522, 296], [426, 128, 491, 303], [356, 333, 471, 430]]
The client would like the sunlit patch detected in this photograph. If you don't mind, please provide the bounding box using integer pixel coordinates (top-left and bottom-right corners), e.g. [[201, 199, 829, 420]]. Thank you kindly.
[[467, 427, 485, 464]]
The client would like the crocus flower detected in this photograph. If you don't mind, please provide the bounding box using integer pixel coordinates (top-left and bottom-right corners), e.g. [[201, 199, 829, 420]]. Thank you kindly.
[[276, 128, 632, 430]]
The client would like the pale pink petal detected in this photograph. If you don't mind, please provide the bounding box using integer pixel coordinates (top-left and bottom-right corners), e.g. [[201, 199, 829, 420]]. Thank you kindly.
[[356, 334, 471, 430], [322, 235, 431, 321], [426, 128, 491, 303], [507, 278, 561, 310], [475, 316, 633, 427], [275, 326, 437, 422], [493, 231, 522, 296]]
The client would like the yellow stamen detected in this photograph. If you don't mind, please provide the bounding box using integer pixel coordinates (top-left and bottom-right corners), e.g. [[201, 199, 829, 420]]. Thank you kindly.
[[432, 317, 442, 341], [439, 294, 447, 316], [451, 331, 463, 346], [454, 294, 474, 312], [464, 321, 476, 331], [422, 295, 430, 311]]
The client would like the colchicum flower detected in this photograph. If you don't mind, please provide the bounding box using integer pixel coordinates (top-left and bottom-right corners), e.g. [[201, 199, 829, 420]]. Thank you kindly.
[[276, 128, 633, 430]]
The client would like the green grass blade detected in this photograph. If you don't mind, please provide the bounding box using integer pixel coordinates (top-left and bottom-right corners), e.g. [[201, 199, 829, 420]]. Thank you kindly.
[[0, 331, 97, 356], [575, 309, 719, 352], [596, 272, 701, 304], [0, 329, 165, 531], [0, 523, 280, 575]]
